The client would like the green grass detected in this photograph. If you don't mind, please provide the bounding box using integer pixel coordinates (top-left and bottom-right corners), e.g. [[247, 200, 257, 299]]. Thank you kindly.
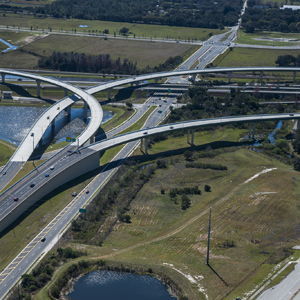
[[216, 48, 300, 68], [235, 30, 300, 47], [1, 14, 227, 40], [22, 34, 193, 69], [0, 139, 16, 166], [0, 30, 40, 45]]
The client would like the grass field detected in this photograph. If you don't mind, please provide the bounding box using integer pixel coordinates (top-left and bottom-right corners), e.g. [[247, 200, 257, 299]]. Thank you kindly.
[[26, 121, 300, 299], [22, 34, 193, 69], [235, 30, 300, 46], [0, 139, 16, 166], [0, 14, 226, 40], [216, 48, 300, 68]]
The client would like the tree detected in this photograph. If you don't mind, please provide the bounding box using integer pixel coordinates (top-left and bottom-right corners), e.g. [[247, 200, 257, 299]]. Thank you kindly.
[[181, 195, 191, 210], [294, 157, 300, 171], [119, 27, 129, 35], [184, 150, 193, 160], [125, 102, 133, 110], [205, 185, 211, 192]]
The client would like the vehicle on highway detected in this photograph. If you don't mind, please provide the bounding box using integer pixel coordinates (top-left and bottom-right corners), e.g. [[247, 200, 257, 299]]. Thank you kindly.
[[30, 183, 35, 188], [14, 197, 18, 201], [188, 75, 193, 81], [50, 166, 54, 170], [158, 110, 162, 113], [41, 237, 46, 242], [289, 113, 294, 116], [143, 132, 148, 135], [170, 126, 174, 129], [86, 190, 89, 194], [163, 100, 167, 103], [3, 172, 6, 175], [45, 174, 49, 177], [72, 192, 77, 197]]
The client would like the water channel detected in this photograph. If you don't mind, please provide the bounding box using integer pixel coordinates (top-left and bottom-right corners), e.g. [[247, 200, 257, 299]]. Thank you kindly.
[[0, 37, 18, 53], [67, 270, 177, 300], [0, 106, 113, 146]]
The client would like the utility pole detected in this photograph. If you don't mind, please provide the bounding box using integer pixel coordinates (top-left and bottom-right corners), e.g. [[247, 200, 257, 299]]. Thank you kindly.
[[207, 207, 212, 265]]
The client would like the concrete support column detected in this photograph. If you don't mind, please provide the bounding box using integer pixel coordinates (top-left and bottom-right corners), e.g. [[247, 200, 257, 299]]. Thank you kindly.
[[155, 78, 159, 84], [249, 123, 252, 138], [64, 88, 68, 97], [260, 71, 264, 80], [145, 137, 149, 154], [252, 123, 256, 139], [187, 129, 190, 144], [191, 129, 195, 145], [64, 106, 71, 115], [36, 80, 41, 98], [51, 120, 55, 131], [89, 134, 95, 144], [297, 120, 300, 130], [83, 102, 88, 121], [107, 89, 111, 99], [192, 74, 196, 81], [228, 72, 232, 83], [1, 73, 5, 83], [140, 138, 143, 151], [293, 71, 297, 82]]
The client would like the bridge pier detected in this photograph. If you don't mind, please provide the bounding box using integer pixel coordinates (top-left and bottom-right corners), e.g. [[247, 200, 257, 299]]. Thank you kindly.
[[249, 123, 256, 139], [294, 71, 297, 82], [36, 80, 41, 98], [187, 129, 195, 144], [64, 106, 71, 115], [155, 78, 159, 84], [1, 73, 5, 83], [64, 88, 68, 97], [228, 72, 232, 83], [89, 134, 95, 144], [140, 137, 149, 154], [83, 102, 88, 121], [260, 71, 264, 80], [192, 74, 196, 81], [107, 89, 111, 99], [51, 119, 55, 131]]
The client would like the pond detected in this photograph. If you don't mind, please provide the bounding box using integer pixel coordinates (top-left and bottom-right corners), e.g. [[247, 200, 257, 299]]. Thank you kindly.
[[0, 106, 113, 146], [67, 270, 177, 300]]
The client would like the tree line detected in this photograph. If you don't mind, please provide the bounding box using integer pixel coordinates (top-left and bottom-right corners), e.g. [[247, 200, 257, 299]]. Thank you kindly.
[[0, 0, 242, 29], [275, 54, 300, 66], [37, 51, 182, 74], [242, 5, 300, 33]]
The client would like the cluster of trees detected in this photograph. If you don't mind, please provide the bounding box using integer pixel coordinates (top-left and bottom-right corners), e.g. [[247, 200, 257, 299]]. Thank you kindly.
[[38, 51, 137, 74], [181, 195, 191, 210], [217, 240, 236, 248], [242, 5, 300, 33], [275, 54, 300, 66], [37, 51, 182, 74], [168, 88, 295, 129], [118, 207, 131, 223], [4, 0, 242, 29], [186, 162, 228, 170], [169, 186, 201, 198], [21, 247, 85, 296]]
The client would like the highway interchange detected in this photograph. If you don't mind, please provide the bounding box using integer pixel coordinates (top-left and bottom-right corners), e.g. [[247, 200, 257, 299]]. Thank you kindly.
[[1, 15, 300, 300]]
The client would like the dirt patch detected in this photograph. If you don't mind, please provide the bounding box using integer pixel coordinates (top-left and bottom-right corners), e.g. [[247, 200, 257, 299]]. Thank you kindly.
[[17, 34, 48, 46]]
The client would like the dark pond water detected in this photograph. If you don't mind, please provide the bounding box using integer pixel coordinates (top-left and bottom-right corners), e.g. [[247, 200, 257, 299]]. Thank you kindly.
[[0, 106, 113, 145], [67, 270, 177, 300]]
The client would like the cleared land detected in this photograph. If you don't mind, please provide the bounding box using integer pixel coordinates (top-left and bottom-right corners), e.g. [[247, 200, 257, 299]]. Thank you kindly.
[[236, 30, 300, 46], [0, 14, 226, 40], [0, 34, 194, 69]]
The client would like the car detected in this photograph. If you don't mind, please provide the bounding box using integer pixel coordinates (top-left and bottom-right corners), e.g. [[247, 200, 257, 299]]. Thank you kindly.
[[86, 190, 89, 194], [163, 100, 167, 103], [170, 126, 174, 129], [72, 192, 77, 197], [50, 166, 54, 170], [30, 183, 35, 188], [159, 104, 162, 107], [17, 78, 22, 81], [143, 132, 148, 135], [41, 237, 46, 242], [2, 172, 6, 175], [159, 97, 161, 100], [45, 174, 49, 177], [14, 197, 18, 201]]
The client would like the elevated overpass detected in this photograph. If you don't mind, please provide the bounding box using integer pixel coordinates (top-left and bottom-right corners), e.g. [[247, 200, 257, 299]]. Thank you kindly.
[[0, 112, 299, 234]]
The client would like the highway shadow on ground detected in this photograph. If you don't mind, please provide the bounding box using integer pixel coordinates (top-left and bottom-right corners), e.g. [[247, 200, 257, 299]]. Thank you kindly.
[[0, 166, 103, 241]]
